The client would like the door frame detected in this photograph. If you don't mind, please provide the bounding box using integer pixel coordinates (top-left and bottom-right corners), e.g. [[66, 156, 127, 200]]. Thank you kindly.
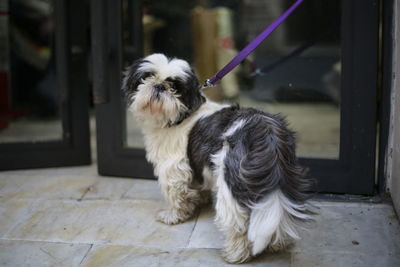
[[299, 0, 379, 194], [377, 0, 395, 194], [93, 0, 153, 178]]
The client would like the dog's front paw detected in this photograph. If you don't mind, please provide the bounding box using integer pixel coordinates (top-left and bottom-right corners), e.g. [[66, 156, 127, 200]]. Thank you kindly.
[[157, 209, 189, 225]]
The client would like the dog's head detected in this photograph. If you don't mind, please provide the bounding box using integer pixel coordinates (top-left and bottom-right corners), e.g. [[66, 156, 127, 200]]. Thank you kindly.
[[122, 54, 205, 128]]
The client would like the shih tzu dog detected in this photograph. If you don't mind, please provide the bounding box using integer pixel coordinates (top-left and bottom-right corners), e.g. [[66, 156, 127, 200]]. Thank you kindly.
[[122, 53, 314, 264]]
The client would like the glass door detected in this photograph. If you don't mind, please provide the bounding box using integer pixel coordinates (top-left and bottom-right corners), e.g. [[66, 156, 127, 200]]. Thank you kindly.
[[0, 0, 91, 170], [93, 0, 378, 194]]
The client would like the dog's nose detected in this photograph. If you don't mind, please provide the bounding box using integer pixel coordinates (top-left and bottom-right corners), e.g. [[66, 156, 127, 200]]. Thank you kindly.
[[154, 84, 166, 92]]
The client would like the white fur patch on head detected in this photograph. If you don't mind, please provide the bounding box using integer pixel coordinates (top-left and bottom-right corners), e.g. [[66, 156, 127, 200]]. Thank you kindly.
[[139, 53, 191, 80]]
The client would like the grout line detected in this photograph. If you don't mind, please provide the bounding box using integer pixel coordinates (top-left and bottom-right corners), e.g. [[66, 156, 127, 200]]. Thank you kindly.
[[0, 237, 95, 246], [120, 184, 135, 200], [0, 237, 208, 251], [77, 186, 94, 202], [39, 247, 58, 261], [79, 243, 94, 266], [185, 210, 200, 249]]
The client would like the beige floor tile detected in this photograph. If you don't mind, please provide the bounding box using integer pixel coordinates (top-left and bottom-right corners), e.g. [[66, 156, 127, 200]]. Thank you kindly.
[[291, 250, 400, 267], [0, 198, 39, 237], [0, 166, 98, 200], [0, 239, 91, 267], [187, 205, 223, 249], [121, 179, 163, 201], [292, 202, 400, 255], [81, 244, 291, 267], [6, 199, 196, 249], [81, 177, 136, 200]]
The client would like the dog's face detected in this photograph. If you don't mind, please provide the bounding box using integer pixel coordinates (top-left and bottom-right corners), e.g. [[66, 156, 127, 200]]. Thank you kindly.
[[122, 54, 205, 128]]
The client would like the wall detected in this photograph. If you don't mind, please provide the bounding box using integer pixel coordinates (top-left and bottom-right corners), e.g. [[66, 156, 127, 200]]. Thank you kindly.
[[387, 0, 400, 216]]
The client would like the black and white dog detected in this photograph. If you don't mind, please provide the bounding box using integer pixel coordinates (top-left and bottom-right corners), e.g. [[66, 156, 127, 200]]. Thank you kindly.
[[122, 53, 313, 263]]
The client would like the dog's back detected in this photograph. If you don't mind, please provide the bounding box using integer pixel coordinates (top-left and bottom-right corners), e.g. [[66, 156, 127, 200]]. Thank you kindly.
[[188, 104, 314, 257]]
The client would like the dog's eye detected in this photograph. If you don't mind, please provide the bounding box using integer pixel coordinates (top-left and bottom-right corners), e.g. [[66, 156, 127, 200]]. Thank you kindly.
[[165, 77, 175, 83], [141, 72, 154, 81], [166, 77, 184, 88]]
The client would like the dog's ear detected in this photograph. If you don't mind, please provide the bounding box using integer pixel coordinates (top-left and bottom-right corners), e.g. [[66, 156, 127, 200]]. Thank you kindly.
[[184, 68, 206, 111], [186, 68, 200, 91], [121, 59, 147, 101], [167, 67, 205, 126]]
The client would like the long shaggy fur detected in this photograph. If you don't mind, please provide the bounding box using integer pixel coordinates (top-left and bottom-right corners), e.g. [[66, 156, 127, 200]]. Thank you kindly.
[[123, 53, 314, 264]]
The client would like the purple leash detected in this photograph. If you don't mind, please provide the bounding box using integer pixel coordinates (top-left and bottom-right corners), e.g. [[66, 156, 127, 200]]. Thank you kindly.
[[203, 0, 304, 88]]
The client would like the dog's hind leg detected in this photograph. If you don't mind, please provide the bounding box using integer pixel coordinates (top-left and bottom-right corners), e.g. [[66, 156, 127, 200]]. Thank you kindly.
[[214, 172, 251, 264]]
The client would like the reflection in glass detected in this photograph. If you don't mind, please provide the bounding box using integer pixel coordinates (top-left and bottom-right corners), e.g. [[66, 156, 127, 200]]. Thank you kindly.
[[123, 0, 340, 159], [0, 0, 61, 143]]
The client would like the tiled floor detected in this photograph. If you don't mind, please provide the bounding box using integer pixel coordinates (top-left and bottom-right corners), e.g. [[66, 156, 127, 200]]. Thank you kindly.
[[0, 165, 399, 267]]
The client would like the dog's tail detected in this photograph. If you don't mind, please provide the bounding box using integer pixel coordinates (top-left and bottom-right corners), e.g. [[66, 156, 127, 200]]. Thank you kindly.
[[236, 114, 314, 255], [247, 190, 313, 255]]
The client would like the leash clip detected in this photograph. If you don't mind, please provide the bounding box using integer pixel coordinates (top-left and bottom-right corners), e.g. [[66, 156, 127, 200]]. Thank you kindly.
[[202, 79, 214, 89]]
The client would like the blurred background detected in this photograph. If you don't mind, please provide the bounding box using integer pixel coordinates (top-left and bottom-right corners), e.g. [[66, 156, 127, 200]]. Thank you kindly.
[[0, 0, 62, 143], [0, 0, 340, 159]]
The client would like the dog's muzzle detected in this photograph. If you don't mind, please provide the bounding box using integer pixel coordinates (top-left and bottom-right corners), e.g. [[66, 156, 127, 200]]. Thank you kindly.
[[153, 84, 166, 99], [154, 84, 166, 92]]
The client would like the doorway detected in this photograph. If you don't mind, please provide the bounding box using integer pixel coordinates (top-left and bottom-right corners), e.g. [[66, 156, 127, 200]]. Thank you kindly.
[[92, 0, 379, 195]]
